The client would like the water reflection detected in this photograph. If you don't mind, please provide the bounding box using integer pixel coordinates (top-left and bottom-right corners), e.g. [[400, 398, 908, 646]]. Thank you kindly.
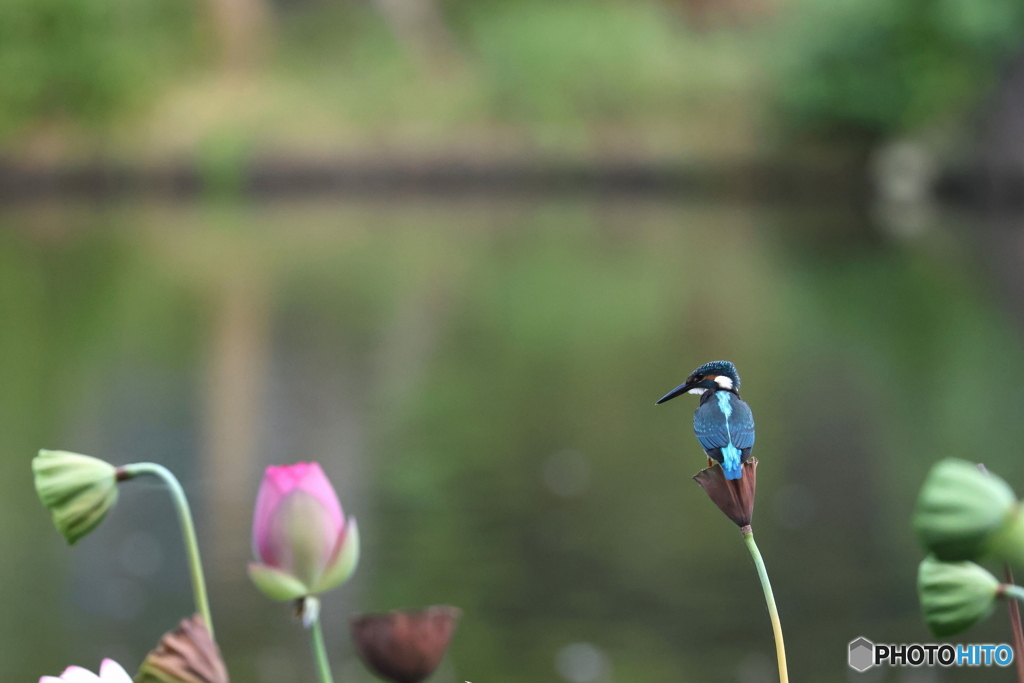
[[1, 199, 1021, 683]]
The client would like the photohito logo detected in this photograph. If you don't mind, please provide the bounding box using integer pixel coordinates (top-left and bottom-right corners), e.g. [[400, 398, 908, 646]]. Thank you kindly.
[[848, 637, 1014, 671], [848, 638, 874, 672]]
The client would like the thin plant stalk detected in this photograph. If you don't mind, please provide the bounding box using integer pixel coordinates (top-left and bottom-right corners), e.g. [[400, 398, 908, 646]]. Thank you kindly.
[[1000, 576, 1024, 680], [1004, 564, 1024, 683], [742, 526, 789, 683], [977, 464, 1023, 682], [119, 462, 214, 638], [305, 599, 335, 683]]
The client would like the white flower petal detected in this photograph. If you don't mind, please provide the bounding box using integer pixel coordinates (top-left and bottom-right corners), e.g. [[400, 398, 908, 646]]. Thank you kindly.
[[59, 667, 102, 683], [99, 660, 132, 683], [40, 676, 66, 683]]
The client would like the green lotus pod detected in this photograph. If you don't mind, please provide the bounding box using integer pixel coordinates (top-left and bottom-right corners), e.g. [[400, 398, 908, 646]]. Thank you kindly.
[[913, 459, 1018, 562], [33, 449, 119, 545], [918, 555, 1000, 637], [987, 507, 1024, 568]]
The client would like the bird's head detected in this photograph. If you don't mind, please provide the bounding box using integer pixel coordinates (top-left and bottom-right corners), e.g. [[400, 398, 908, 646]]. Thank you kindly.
[[656, 360, 740, 404]]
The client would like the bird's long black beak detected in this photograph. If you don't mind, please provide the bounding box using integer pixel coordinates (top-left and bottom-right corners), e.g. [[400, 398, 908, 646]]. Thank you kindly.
[[656, 381, 697, 405]]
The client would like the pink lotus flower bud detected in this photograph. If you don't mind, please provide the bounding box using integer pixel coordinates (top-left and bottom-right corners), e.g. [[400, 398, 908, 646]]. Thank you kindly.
[[248, 462, 359, 601]]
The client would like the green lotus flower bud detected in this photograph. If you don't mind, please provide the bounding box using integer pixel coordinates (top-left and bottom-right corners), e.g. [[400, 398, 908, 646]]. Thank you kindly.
[[913, 459, 1019, 562], [33, 449, 119, 545], [918, 555, 1000, 637]]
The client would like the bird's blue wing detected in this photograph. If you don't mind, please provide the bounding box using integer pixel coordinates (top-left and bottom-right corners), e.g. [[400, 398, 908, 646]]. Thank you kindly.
[[729, 396, 755, 450], [693, 394, 755, 451], [693, 400, 730, 452]]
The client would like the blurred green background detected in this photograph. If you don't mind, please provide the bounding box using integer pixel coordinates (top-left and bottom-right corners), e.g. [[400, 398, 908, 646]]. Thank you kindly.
[[3, 1, 1024, 683], [3, 0, 1023, 162], [4, 201, 1024, 683]]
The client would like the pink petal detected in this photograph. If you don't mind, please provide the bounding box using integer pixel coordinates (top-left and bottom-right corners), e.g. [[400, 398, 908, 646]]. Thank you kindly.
[[293, 463, 343, 530], [59, 667, 101, 683], [253, 468, 289, 565], [40, 676, 65, 683], [98, 660, 132, 683], [253, 462, 343, 566]]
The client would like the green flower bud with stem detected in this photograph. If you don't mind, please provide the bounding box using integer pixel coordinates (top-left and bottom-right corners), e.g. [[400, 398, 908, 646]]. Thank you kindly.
[[913, 461, 1024, 683], [32, 451, 214, 639]]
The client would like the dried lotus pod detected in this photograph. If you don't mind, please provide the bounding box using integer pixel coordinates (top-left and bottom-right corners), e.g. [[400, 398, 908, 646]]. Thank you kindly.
[[351, 606, 461, 683], [136, 614, 228, 683], [693, 457, 757, 528]]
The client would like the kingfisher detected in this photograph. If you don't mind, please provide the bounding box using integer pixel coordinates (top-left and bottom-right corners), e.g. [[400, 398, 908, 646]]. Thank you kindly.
[[656, 360, 755, 480]]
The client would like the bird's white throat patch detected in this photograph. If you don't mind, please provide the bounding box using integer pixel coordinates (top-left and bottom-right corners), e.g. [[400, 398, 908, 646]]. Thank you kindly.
[[687, 387, 706, 395], [713, 375, 733, 389]]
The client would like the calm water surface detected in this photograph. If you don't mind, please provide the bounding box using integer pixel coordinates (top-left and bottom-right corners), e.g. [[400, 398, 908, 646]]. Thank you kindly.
[[1, 198, 1022, 683]]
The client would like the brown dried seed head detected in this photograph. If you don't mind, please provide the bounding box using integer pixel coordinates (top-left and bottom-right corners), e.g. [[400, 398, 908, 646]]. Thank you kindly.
[[136, 614, 228, 683], [693, 458, 757, 527], [351, 606, 462, 683]]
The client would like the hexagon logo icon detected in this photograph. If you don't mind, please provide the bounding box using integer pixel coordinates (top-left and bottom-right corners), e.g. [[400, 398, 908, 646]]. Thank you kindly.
[[848, 637, 874, 672]]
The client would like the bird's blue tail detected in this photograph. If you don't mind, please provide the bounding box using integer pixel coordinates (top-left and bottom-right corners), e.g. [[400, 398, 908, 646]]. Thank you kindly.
[[721, 444, 742, 480]]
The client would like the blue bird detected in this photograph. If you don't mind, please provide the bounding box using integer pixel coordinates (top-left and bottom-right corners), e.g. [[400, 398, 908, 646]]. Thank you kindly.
[[656, 360, 755, 480]]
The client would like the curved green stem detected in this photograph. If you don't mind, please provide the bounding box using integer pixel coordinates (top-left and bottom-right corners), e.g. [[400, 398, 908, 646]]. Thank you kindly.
[[120, 462, 214, 638], [743, 529, 788, 683], [1004, 585, 1024, 604], [307, 599, 335, 683], [1002, 565, 1024, 683]]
